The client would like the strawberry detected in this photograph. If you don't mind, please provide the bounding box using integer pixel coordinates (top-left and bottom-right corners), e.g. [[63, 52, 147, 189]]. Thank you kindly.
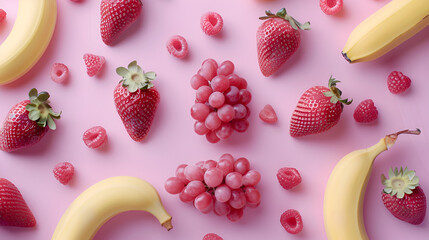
[[0, 178, 36, 227], [289, 77, 351, 137], [257, 8, 310, 77], [100, 0, 142, 46], [0, 89, 61, 152], [114, 61, 160, 141], [381, 167, 426, 225]]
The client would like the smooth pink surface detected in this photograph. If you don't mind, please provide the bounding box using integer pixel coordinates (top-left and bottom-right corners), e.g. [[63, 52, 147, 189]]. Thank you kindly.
[[0, 0, 428, 239]]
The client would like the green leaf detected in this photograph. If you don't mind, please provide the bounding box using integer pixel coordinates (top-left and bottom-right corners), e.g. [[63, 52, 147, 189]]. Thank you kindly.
[[28, 110, 41, 121], [384, 187, 392, 194], [330, 96, 339, 104], [29, 88, 38, 99], [128, 61, 138, 73], [394, 167, 399, 175], [287, 16, 298, 30], [300, 21, 311, 30], [259, 16, 270, 20], [276, 8, 286, 18], [37, 92, 50, 102], [145, 72, 156, 80], [47, 116, 56, 130], [127, 83, 139, 93], [381, 174, 387, 185], [49, 109, 61, 119], [323, 92, 335, 97], [25, 104, 37, 111], [116, 67, 129, 77]]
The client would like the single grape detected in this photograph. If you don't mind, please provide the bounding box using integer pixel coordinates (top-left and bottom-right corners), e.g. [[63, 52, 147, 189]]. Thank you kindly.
[[208, 92, 225, 108], [224, 86, 240, 104], [231, 119, 249, 133], [234, 157, 250, 175], [183, 180, 206, 197], [191, 103, 210, 121], [175, 164, 190, 184], [203, 160, 218, 172], [227, 74, 241, 88], [215, 122, 233, 140], [179, 190, 195, 203], [239, 89, 252, 104], [206, 131, 220, 143], [164, 177, 185, 194], [239, 78, 248, 89], [205, 112, 222, 130], [245, 105, 251, 118], [214, 184, 232, 202], [233, 104, 247, 119], [199, 59, 218, 81], [211, 75, 230, 92], [217, 104, 235, 122], [247, 201, 260, 208], [194, 192, 213, 213], [244, 186, 261, 204], [217, 60, 234, 76], [217, 159, 234, 177], [204, 168, 223, 187], [214, 200, 231, 216], [184, 165, 204, 181], [196, 161, 205, 169], [202, 58, 218, 69], [190, 74, 209, 90], [196, 86, 213, 103], [242, 170, 261, 186], [219, 153, 234, 164], [226, 206, 244, 222], [229, 189, 247, 209], [194, 121, 210, 135], [225, 172, 243, 189]]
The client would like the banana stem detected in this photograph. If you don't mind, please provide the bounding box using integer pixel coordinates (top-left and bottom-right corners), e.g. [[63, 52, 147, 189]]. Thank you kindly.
[[385, 128, 421, 149], [161, 219, 173, 231]]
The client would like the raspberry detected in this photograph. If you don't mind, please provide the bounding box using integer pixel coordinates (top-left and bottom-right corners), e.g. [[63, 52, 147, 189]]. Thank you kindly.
[[83, 53, 105, 77], [387, 71, 411, 94], [277, 167, 302, 190], [166, 35, 189, 59], [50, 63, 69, 83], [53, 162, 74, 185], [353, 99, 378, 123], [203, 233, 223, 240], [200, 12, 223, 36], [259, 104, 278, 123], [280, 209, 303, 234], [0, 9, 6, 23], [320, 0, 343, 15], [83, 126, 108, 149]]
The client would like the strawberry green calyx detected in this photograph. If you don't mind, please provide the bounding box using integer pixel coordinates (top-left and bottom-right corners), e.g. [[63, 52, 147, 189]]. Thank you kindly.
[[322, 76, 352, 107], [259, 8, 311, 31], [25, 88, 61, 130], [116, 61, 156, 93], [382, 167, 419, 199]]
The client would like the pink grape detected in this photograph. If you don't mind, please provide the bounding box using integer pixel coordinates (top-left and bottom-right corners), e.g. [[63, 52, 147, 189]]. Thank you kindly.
[[217, 159, 234, 177], [224, 86, 240, 104], [219, 153, 234, 164], [196, 160, 205, 169], [199, 59, 217, 81], [239, 89, 252, 104], [179, 190, 195, 203], [208, 92, 225, 108], [164, 177, 185, 194], [217, 60, 234, 76], [190, 74, 209, 90], [215, 123, 233, 140], [196, 86, 213, 103], [233, 104, 247, 119], [194, 121, 209, 135], [214, 200, 231, 216], [245, 105, 251, 118], [175, 164, 190, 184], [206, 131, 220, 143], [203, 160, 218, 171], [204, 168, 223, 187], [211, 75, 230, 92], [231, 119, 249, 132], [184, 165, 204, 181], [225, 172, 243, 189], [229, 189, 247, 209], [240, 78, 248, 89], [214, 184, 232, 202], [205, 112, 222, 130], [183, 180, 206, 197], [217, 104, 235, 122], [202, 58, 218, 69], [247, 202, 260, 208], [234, 157, 250, 175], [227, 206, 244, 222], [191, 103, 210, 121], [244, 186, 261, 204], [242, 170, 261, 186], [194, 192, 213, 213], [227, 74, 241, 88]]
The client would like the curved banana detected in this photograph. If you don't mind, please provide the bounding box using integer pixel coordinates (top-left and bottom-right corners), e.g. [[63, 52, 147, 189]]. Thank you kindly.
[[52, 176, 172, 240], [342, 0, 429, 63], [324, 129, 421, 240], [0, 0, 57, 85]]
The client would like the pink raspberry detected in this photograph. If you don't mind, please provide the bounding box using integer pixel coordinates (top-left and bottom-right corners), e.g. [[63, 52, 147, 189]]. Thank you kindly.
[[387, 71, 411, 94], [203, 233, 223, 240], [166, 35, 189, 59], [277, 167, 302, 190], [320, 0, 343, 15], [83, 126, 108, 149], [53, 162, 75, 185], [353, 99, 378, 123], [0, 9, 6, 23], [200, 12, 223, 36], [83, 53, 105, 77], [259, 104, 278, 123], [50, 63, 69, 83], [280, 209, 303, 234]]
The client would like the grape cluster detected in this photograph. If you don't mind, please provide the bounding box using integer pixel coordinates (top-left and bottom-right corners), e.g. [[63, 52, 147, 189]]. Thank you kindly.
[[190, 59, 252, 143], [165, 153, 261, 222]]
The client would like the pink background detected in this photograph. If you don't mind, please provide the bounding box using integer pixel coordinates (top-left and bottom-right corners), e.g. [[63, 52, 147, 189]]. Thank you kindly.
[[0, 0, 428, 239]]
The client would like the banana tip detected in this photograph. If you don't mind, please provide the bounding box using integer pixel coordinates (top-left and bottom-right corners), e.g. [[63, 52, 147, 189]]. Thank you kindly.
[[162, 219, 173, 231], [342, 51, 351, 63]]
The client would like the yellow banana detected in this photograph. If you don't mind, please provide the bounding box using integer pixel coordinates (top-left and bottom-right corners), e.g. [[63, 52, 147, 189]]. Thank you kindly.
[[342, 0, 429, 63], [52, 176, 172, 240], [324, 129, 421, 240], [0, 0, 57, 85]]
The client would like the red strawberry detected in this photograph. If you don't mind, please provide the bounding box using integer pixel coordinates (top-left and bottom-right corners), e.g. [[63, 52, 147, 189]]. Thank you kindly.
[[100, 0, 142, 45], [0, 89, 61, 152], [114, 61, 160, 141], [381, 167, 426, 225], [289, 77, 351, 137], [0, 178, 36, 227], [257, 8, 310, 77]]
